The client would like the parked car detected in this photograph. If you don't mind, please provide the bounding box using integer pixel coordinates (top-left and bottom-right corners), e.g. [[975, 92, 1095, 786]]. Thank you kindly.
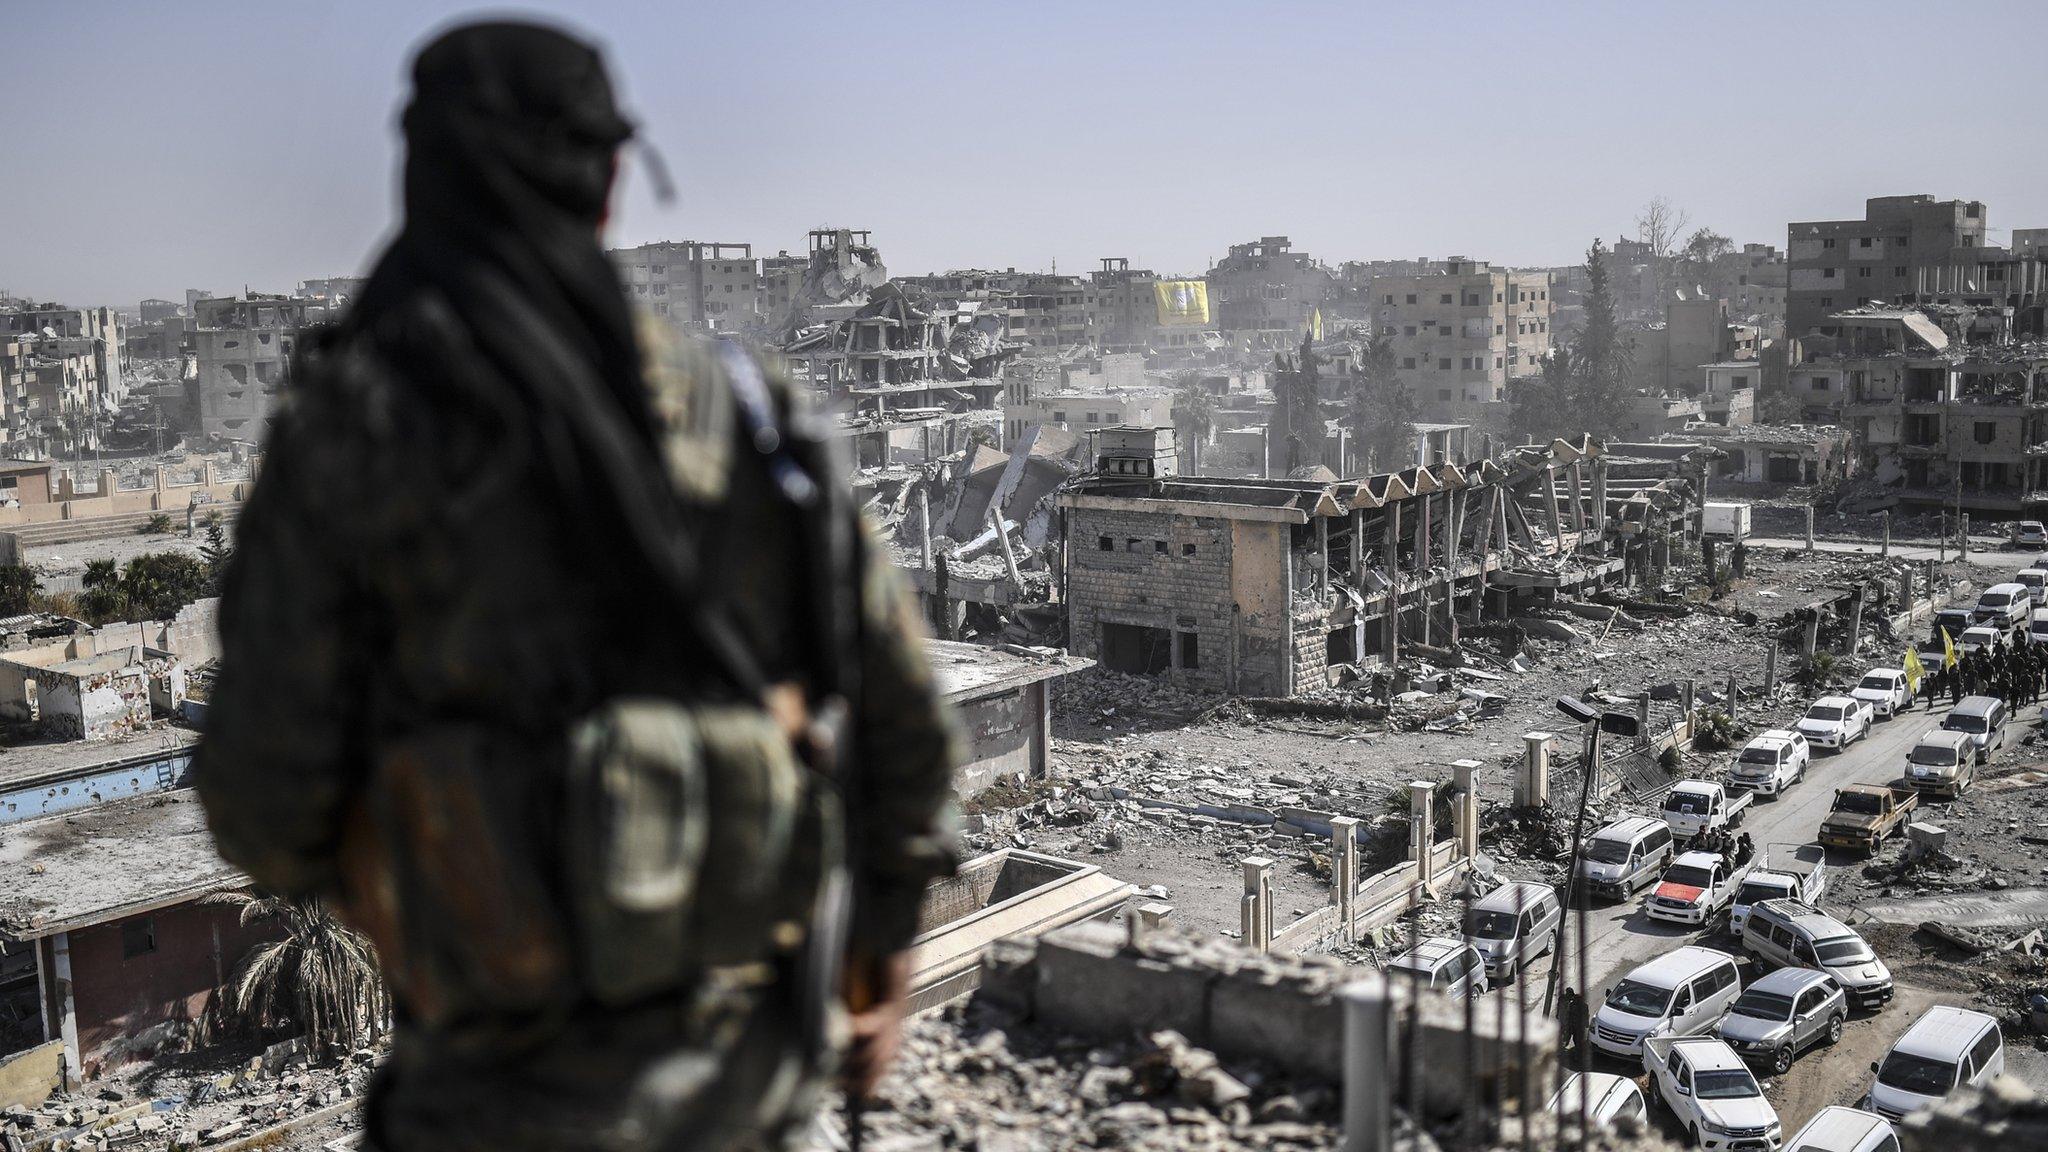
[[1941, 696, 2009, 763], [1782, 1107, 1898, 1152], [1795, 696, 1871, 751], [1386, 936, 1489, 998], [1866, 1006, 2004, 1122], [1740, 900, 1894, 1011], [2031, 607, 2048, 646], [1576, 815, 1676, 901], [2013, 521, 2048, 549], [1648, 850, 1757, 928], [1905, 729, 1977, 798], [1732, 730, 1809, 795], [1715, 967, 1846, 1076], [1849, 669, 1909, 720], [1643, 1036, 1782, 1151], [1663, 780, 1753, 840], [1547, 1071, 1649, 1130], [1591, 946, 1745, 1059], [1462, 881, 1561, 983], [1729, 844, 1827, 937], [1932, 607, 1974, 644]]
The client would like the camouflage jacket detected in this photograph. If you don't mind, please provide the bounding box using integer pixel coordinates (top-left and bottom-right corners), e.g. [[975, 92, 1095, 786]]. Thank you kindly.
[[197, 307, 958, 1032]]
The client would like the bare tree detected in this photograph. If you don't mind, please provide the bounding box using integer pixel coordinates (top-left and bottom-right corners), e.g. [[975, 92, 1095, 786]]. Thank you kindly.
[[1635, 196, 1691, 260]]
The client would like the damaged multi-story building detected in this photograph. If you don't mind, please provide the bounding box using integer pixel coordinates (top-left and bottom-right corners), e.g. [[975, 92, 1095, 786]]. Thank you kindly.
[[1786, 194, 2048, 340], [609, 240, 760, 334], [1056, 425, 1696, 695], [1369, 258, 1555, 421], [190, 294, 308, 444], [1205, 237, 1334, 351], [1789, 302, 2048, 516]]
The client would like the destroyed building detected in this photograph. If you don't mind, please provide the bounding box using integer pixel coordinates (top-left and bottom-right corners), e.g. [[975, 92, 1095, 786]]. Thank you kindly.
[[1205, 237, 1334, 351], [1783, 303, 2048, 515], [189, 294, 307, 444], [1787, 195, 2048, 340], [1057, 425, 1694, 696]]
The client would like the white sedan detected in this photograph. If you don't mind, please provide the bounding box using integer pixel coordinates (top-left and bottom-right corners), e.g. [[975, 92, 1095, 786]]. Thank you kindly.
[[1795, 695, 1872, 751]]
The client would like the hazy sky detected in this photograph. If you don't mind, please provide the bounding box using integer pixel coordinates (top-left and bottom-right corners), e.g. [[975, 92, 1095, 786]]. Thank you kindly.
[[7, 0, 2047, 308]]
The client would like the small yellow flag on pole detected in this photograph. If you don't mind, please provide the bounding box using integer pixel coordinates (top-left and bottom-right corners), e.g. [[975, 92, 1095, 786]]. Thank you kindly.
[[1940, 628, 1959, 670], [1903, 647, 1925, 693]]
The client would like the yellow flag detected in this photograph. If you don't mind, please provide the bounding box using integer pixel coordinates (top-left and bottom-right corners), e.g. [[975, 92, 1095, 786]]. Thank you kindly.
[[1940, 628, 1958, 669], [1308, 307, 1324, 342], [1903, 647, 1924, 692], [1153, 280, 1210, 327]]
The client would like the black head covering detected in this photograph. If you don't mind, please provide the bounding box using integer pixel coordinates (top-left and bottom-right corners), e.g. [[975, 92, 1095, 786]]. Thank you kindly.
[[334, 21, 768, 691]]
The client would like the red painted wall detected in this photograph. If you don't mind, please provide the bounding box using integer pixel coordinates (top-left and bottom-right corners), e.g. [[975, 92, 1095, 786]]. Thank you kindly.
[[66, 900, 277, 1076]]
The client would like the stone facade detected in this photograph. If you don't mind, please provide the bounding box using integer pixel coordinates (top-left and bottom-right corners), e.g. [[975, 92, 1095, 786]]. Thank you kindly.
[[1067, 507, 1240, 692]]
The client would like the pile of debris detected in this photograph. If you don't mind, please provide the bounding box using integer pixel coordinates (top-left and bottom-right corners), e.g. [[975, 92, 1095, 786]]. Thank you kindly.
[[854, 1012, 1341, 1151]]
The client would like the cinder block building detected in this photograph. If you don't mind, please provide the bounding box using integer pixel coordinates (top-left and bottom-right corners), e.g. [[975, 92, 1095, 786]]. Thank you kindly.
[[192, 295, 308, 444], [1369, 259, 1554, 418], [1786, 195, 1988, 339]]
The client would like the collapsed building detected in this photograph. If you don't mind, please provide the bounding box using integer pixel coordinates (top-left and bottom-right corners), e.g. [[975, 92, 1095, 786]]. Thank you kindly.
[[1056, 426, 1698, 696], [1786, 303, 2048, 516]]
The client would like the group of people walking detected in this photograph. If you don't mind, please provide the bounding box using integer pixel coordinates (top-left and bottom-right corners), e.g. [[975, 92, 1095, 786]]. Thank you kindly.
[[1927, 633, 2047, 709]]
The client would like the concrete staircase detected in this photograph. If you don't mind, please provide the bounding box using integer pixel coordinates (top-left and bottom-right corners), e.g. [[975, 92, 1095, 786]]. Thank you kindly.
[[3, 504, 244, 550]]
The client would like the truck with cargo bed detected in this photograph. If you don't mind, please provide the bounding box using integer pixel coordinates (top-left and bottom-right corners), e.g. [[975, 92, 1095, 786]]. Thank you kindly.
[[1818, 784, 1917, 853]]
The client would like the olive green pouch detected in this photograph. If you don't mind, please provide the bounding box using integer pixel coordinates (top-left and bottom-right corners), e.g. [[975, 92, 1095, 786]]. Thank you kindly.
[[564, 697, 819, 1004]]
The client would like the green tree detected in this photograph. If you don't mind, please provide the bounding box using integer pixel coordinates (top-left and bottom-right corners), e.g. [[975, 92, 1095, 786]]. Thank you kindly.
[[120, 551, 210, 621], [205, 893, 385, 1056], [1508, 351, 1576, 445], [200, 516, 235, 594], [1571, 237, 1634, 435], [1341, 332, 1416, 473], [1171, 370, 1216, 474], [1272, 333, 1326, 475], [0, 564, 39, 616], [80, 558, 124, 622]]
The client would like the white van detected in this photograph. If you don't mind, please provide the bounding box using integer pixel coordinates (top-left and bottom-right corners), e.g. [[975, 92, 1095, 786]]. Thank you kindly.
[[1386, 936, 1489, 999], [1463, 881, 1561, 983], [1577, 815, 1676, 901], [2032, 607, 2048, 646], [1973, 582, 2030, 631], [1941, 696, 2009, 763], [1783, 1107, 1897, 1152], [1905, 729, 1976, 798], [1739, 900, 1894, 1011], [1866, 1005, 2003, 1121], [2017, 568, 2048, 609], [1590, 945, 1744, 1058]]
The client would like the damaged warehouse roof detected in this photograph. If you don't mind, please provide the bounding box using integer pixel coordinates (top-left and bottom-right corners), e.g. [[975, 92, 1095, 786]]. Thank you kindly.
[[0, 791, 239, 942]]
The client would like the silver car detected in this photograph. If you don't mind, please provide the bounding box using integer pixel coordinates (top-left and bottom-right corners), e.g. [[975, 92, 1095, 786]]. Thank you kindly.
[[1717, 968, 1846, 1076]]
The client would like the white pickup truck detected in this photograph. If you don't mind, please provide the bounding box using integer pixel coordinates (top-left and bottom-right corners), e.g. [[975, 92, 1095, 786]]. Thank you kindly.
[[1849, 669, 1910, 720], [1644, 1036, 1784, 1151], [1648, 850, 1757, 928], [1730, 731, 1809, 796], [1794, 695, 1873, 752], [1663, 780, 1754, 841], [1729, 844, 1828, 937]]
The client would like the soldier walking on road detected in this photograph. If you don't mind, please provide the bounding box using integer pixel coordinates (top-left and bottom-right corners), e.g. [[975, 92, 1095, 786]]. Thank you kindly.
[[195, 21, 958, 1152]]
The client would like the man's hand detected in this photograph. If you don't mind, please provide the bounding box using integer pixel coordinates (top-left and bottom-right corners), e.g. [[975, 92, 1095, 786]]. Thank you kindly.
[[840, 950, 911, 1099]]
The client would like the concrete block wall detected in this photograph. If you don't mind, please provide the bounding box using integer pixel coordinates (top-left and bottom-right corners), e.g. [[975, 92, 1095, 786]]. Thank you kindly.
[[1067, 507, 1236, 692], [1291, 602, 1332, 691]]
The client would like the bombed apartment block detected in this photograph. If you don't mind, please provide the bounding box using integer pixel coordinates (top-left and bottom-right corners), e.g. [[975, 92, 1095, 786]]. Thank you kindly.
[[609, 239, 760, 333], [1367, 258, 1555, 417], [191, 294, 307, 444], [1059, 426, 1694, 696], [1786, 303, 2048, 516]]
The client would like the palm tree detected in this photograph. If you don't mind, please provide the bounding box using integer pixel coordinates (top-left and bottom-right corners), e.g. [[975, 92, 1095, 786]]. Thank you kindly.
[[1172, 371, 1216, 475], [79, 559, 123, 622], [205, 892, 385, 1055]]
